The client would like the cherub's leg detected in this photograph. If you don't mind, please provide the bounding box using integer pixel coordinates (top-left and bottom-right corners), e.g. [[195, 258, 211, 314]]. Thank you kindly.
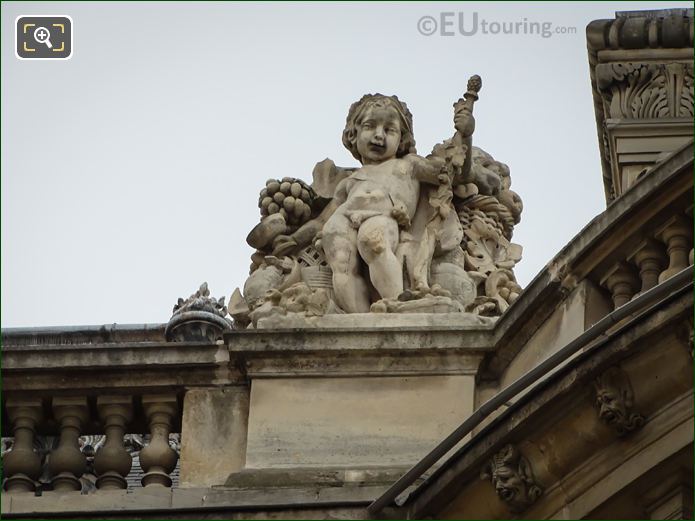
[[409, 228, 436, 292], [322, 214, 371, 313], [357, 216, 402, 300]]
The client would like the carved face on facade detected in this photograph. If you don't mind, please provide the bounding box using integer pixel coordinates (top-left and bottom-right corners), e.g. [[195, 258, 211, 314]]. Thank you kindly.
[[480, 444, 543, 513], [490, 464, 529, 508], [595, 387, 628, 425], [593, 367, 645, 436], [594, 367, 633, 426], [342, 94, 416, 163], [354, 105, 402, 165]]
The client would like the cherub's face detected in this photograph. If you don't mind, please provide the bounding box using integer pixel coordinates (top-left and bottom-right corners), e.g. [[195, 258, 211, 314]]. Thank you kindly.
[[355, 105, 402, 165]]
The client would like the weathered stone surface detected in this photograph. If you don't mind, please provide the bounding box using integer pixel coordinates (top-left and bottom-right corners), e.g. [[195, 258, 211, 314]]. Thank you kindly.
[[180, 387, 249, 487], [255, 311, 496, 330], [245, 375, 475, 468]]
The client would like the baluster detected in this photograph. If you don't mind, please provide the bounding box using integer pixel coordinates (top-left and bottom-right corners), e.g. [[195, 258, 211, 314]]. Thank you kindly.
[[657, 217, 691, 282], [601, 261, 640, 309], [94, 396, 133, 490], [139, 395, 179, 487], [3, 398, 43, 493], [629, 239, 667, 295], [49, 397, 88, 492]]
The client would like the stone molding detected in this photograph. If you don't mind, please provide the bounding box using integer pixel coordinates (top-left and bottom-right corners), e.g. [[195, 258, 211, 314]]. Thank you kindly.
[[401, 287, 692, 519], [586, 9, 694, 202]]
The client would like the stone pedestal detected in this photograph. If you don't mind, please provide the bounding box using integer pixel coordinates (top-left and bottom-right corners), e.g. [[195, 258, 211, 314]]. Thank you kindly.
[[179, 387, 250, 487]]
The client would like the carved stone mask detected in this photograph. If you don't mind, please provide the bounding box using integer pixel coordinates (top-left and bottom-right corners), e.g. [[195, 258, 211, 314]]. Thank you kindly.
[[593, 367, 644, 436], [595, 387, 628, 425], [480, 444, 542, 513], [491, 464, 527, 507]]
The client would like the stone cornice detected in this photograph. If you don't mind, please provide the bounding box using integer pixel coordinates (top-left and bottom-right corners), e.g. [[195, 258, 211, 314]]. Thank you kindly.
[[586, 9, 693, 202], [401, 288, 693, 519], [587, 10, 693, 54]]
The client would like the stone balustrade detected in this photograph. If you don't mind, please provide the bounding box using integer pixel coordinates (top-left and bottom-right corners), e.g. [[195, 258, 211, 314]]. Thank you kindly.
[[599, 207, 693, 310], [2, 394, 180, 494]]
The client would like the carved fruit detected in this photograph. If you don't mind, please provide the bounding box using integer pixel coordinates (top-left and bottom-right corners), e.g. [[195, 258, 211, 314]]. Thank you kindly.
[[280, 181, 291, 194], [273, 192, 285, 204], [266, 180, 280, 195], [290, 182, 302, 198], [283, 196, 295, 212]]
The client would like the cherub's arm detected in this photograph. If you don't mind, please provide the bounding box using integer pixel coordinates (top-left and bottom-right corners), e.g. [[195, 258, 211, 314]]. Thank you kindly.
[[452, 102, 475, 184], [452, 75, 481, 183], [407, 154, 449, 186]]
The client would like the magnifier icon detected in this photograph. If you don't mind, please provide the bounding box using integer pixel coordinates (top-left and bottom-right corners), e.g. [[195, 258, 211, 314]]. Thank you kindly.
[[33, 26, 53, 49]]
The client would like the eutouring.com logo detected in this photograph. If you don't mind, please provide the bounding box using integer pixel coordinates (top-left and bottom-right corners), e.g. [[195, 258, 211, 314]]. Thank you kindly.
[[417, 12, 577, 38]]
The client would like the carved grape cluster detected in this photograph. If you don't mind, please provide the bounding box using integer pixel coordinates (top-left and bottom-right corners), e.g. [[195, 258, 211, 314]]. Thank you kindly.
[[259, 177, 314, 226]]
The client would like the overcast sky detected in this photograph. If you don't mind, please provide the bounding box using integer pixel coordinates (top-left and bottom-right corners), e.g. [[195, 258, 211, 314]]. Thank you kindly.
[[2, 2, 691, 327]]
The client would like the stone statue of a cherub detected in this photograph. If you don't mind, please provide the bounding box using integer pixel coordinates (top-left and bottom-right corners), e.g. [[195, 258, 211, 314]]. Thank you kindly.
[[230, 76, 524, 328]]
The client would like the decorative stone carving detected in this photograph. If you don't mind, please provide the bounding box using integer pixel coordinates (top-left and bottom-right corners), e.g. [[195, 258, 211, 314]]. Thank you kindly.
[[629, 238, 668, 294], [594, 367, 645, 436], [587, 10, 694, 53], [657, 217, 692, 283], [249, 178, 316, 249], [3, 399, 43, 493], [588, 10, 694, 203], [166, 282, 233, 341], [480, 444, 543, 513], [596, 62, 694, 119], [139, 395, 179, 487], [601, 261, 640, 309], [49, 397, 89, 492], [232, 76, 524, 327], [94, 396, 133, 490]]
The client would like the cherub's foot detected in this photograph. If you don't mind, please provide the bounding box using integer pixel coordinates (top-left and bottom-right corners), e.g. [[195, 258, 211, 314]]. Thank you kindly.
[[370, 301, 388, 313], [397, 289, 418, 301]]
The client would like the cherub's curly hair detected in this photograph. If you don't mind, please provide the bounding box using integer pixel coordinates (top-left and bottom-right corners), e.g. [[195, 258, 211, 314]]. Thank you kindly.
[[342, 94, 417, 163]]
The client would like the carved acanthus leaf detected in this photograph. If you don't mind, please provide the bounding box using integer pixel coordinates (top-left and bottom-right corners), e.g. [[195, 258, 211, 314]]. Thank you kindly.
[[596, 62, 694, 119]]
